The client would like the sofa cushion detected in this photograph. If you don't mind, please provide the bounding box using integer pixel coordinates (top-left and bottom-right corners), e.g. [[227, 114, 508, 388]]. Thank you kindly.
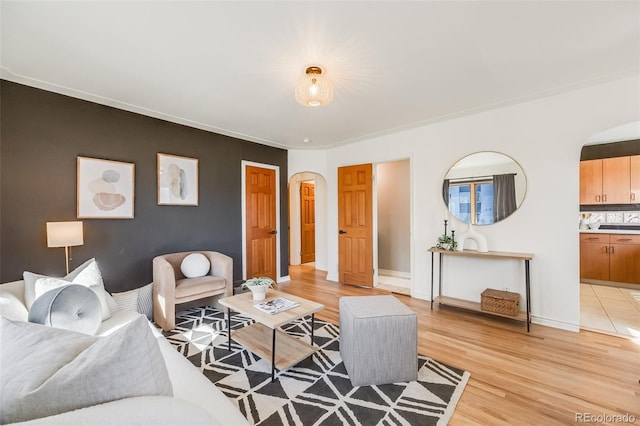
[[28, 284, 102, 335], [12, 396, 217, 426], [0, 315, 173, 424], [175, 276, 226, 299], [0, 290, 29, 322]]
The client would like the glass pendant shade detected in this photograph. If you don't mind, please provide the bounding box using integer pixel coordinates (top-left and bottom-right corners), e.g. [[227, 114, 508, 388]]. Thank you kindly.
[[295, 66, 333, 107]]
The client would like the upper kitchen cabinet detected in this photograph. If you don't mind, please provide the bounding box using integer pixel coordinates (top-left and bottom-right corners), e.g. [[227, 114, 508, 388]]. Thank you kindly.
[[580, 159, 603, 204], [580, 157, 631, 204], [631, 155, 640, 203]]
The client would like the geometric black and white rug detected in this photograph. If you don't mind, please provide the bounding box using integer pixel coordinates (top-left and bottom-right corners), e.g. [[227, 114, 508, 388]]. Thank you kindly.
[[163, 307, 470, 426]]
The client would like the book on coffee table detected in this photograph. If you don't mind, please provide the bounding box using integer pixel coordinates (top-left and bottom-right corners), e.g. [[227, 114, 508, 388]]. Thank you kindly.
[[255, 297, 299, 315]]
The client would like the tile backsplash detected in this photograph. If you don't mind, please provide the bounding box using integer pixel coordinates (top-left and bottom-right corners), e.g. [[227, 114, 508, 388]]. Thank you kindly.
[[583, 211, 640, 225]]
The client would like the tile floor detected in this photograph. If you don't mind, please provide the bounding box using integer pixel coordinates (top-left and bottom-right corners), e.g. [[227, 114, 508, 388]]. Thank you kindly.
[[580, 283, 640, 338], [377, 274, 411, 296]]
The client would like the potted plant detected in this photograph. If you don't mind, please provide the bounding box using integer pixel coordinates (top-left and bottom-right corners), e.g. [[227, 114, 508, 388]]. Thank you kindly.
[[242, 277, 275, 301]]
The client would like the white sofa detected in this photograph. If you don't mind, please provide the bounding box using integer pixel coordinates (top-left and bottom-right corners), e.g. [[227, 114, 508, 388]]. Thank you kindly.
[[0, 279, 249, 426]]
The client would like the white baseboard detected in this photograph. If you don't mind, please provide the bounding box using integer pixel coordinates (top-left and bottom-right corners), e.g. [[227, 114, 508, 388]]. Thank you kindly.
[[277, 275, 290, 283], [531, 316, 579, 332], [378, 269, 411, 279], [326, 271, 339, 282], [411, 292, 430, 301], [409, 296, 580, 333]]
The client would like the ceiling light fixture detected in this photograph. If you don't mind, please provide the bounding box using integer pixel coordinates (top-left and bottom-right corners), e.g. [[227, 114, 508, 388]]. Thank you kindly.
[[295, 66, 333, 107]]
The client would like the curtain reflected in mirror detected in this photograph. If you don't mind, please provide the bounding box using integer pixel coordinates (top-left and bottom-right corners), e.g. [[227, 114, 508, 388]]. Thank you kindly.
[[443, 152, 526, 225]]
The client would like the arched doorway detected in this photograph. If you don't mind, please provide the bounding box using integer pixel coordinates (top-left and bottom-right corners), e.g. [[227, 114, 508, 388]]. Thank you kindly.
[[288, 172, 328, 271]]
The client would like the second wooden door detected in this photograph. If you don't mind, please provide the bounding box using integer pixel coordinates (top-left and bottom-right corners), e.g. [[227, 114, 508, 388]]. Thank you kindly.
[[338, 163, 373, 287]]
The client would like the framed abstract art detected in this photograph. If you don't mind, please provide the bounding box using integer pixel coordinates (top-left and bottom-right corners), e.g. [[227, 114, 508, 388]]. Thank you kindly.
[[157, 153, 199, 206], [77, 156, 135, 219]]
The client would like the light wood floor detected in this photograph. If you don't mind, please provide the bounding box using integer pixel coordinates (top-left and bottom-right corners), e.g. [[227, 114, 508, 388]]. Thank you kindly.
[[278, 264, 640, 426]]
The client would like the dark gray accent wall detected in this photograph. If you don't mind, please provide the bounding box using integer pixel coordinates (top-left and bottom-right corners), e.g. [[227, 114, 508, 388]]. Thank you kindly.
[[0, 80, 288, 292]]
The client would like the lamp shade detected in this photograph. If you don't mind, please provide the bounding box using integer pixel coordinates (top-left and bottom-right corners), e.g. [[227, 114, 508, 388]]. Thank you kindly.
[[46, 221, 84, 248], [295, 66, 333, 107]]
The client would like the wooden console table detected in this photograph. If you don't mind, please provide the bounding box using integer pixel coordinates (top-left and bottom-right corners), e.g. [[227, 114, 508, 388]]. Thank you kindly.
[[428, 248, 534, 332]]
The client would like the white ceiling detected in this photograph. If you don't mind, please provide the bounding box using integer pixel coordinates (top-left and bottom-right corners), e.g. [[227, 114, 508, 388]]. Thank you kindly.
[[2, 1, 639, 150]]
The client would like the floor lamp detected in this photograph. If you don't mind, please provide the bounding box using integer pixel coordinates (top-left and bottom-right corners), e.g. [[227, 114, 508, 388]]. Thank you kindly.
[[46, 221, 84, 275]]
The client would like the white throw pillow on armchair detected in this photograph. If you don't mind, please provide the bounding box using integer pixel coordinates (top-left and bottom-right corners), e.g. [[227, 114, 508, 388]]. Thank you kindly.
[[180, 253, 211, 278]]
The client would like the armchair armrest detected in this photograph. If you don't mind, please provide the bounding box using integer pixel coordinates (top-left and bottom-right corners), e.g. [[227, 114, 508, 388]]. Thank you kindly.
[[153, 256, 177, 301], [204, 252, 233, 297]]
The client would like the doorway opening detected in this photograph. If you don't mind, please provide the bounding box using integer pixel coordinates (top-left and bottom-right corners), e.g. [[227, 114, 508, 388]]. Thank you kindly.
[[579, 123, 640, 339], [288, 172, 327, 272], [376, 159, 411, 296]]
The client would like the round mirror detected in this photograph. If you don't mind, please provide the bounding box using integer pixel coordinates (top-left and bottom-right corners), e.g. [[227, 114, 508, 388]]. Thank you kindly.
[[443, 152, 527, 225]]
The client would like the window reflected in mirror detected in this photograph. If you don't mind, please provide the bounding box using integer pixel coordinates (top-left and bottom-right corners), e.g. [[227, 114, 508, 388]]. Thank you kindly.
[[443, 152, 526, 225]]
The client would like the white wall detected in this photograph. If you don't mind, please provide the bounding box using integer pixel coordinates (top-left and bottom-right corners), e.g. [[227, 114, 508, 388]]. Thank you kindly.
[[289, 75, 640, 331]]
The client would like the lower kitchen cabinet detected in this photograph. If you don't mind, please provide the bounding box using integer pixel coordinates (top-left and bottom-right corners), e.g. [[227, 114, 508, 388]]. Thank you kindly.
[[580, 233, 640, 284]]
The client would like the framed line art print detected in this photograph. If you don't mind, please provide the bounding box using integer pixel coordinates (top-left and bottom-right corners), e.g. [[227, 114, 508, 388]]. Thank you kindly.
[[157, 153, 199, 206], [77, 156, 135, 219]]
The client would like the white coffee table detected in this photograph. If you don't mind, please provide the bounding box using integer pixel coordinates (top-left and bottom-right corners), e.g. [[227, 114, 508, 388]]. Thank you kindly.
[[218, 289, 325, 381]]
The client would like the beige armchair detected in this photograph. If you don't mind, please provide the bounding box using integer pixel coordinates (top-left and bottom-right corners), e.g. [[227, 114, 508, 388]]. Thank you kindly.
[[153, 251, 233, 331]]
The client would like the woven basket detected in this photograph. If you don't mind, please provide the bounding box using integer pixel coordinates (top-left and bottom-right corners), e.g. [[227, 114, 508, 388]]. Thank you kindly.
[[480, 289, 520, 317]]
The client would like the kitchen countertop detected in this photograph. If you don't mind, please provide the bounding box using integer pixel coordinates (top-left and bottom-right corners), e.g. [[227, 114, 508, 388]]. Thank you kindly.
[[580, 228, 640, 235]]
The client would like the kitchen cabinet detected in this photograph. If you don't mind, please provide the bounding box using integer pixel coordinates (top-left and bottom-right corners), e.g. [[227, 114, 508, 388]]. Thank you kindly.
[[609, 234, 640, 284], [580, 234, 609, 281], [580, 157, 631, 204], [631, 155, 640, 203], [580, 233, 640, 284]]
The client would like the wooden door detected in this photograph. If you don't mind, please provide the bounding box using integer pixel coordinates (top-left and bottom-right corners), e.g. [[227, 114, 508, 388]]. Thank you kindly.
[[580, 234, 610, 281], [630, 155, 640, 203], [338, 164, 373, 286], [245, 165, 277, 281], [602, 157, 630, 204], [580, 159, 602, 204], [300, 182, 316, 264], [609, 234, 640, 284]]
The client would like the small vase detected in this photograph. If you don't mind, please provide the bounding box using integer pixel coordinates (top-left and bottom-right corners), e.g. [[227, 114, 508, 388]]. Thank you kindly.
[[250, 286, 267, 301]]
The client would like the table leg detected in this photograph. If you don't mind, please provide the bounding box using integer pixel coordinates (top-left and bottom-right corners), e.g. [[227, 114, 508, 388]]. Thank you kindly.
[[430, 252, 434, 310], [227, 308, 232, 351], [525, 259, 531, 332], [438, 252, 443, 303], [271, 328, 276, 381], [310, 314, 315, 345]]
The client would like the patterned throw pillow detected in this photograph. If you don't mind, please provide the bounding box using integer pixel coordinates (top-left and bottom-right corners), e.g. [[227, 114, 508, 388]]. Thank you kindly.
[[111, 283, 153, 320]]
